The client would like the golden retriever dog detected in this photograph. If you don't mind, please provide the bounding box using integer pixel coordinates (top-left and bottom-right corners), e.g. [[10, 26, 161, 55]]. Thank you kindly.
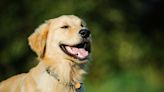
[[0, 15, 91, 92]]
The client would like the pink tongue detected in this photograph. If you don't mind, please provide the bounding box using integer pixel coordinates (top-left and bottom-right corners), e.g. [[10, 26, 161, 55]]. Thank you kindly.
[[65, 46, 88, 59]]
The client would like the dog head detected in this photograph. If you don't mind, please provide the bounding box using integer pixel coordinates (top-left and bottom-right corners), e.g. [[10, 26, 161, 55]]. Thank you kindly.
[[28, 15, 91, 64]]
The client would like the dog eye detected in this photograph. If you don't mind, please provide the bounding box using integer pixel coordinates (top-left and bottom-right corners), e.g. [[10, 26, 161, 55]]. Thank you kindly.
[[81, 23, 84, 27], [61, 25, 69, 29]]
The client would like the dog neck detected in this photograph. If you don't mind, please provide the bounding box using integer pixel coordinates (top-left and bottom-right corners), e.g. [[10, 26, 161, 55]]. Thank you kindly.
[[31, 57, 86, 91], [30, 58, 86, 92], [46, 67, 83, 90]]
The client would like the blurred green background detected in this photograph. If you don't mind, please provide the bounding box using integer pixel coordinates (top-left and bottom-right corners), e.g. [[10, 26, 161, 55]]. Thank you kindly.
[[0, 0, 164, 92]]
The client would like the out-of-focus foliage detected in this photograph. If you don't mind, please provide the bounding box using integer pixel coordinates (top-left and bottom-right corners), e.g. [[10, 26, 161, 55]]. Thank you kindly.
[[0, 0, 164, 92]]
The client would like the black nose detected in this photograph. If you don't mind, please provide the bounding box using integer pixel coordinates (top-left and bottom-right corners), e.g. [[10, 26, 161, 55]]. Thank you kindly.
[[79, 29, 90, 38]]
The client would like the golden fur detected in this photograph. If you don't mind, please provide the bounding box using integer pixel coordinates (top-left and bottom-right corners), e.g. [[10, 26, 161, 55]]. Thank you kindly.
[[0, 15, 91, 92]]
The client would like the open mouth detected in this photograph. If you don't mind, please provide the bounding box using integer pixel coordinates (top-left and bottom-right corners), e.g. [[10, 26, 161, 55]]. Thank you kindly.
[[59, 41, 91, 60]]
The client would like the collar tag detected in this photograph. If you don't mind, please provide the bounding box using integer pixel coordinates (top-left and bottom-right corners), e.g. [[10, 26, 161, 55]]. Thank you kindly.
[[75, 82, 81, 89]]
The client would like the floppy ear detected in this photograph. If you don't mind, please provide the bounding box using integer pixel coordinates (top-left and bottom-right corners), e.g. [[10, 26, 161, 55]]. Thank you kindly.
[[28, 21, 49, 58]]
